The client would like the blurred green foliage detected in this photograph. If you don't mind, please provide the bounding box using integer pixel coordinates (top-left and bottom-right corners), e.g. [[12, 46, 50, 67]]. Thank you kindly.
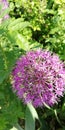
[[0, 0, 65, 130], [9, 0, 65, 59]]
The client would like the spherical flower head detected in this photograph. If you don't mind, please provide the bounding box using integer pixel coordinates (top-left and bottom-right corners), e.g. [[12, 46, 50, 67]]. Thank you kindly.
[[11, 50, 65, 108]]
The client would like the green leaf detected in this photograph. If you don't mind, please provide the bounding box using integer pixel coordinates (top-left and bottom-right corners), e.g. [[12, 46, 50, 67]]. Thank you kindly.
[[0, 48, 17, 84], [39, 119, 49, 130], [10, 124, 24, 130], [8, 18, 30, 31], [0, 70, 9, 84], [25, 103, 39, 130], [8, 18, 24, 27], [62, 126, 65, 130], [0, 91, 5, 99], [16, 33, 30, 51], [0, 28, 5, 34], [0, 115, 8, 130], [10, 127, 18, 130]]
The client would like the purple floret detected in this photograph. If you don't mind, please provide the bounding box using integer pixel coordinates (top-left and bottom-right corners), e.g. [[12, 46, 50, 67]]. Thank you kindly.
[[11, 50, 65, 107]]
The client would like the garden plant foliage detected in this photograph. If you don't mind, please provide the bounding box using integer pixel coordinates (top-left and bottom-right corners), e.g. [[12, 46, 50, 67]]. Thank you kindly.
[[0, 0, 65, 130]]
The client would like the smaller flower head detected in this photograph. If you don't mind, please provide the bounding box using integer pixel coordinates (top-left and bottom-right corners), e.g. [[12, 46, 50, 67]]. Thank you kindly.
[[0, 0, 9, 23]]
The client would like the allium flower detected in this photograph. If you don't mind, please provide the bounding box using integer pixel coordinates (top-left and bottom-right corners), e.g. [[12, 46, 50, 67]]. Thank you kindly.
[[11, 50, 65, 107], [0, 0, 9, 22]]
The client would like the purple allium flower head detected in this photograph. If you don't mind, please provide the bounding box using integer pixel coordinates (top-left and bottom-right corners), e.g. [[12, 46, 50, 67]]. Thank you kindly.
[[11, 50, 65, 107], [1, 0, 9, 9], [0, 0, 9, 22]]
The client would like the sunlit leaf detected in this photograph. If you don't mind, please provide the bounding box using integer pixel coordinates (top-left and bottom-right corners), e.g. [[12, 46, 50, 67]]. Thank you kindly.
[[10, 124, 24, 130]]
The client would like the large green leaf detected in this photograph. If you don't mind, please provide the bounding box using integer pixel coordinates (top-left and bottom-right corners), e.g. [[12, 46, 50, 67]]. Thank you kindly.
[[25, 103, 39, 130]]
